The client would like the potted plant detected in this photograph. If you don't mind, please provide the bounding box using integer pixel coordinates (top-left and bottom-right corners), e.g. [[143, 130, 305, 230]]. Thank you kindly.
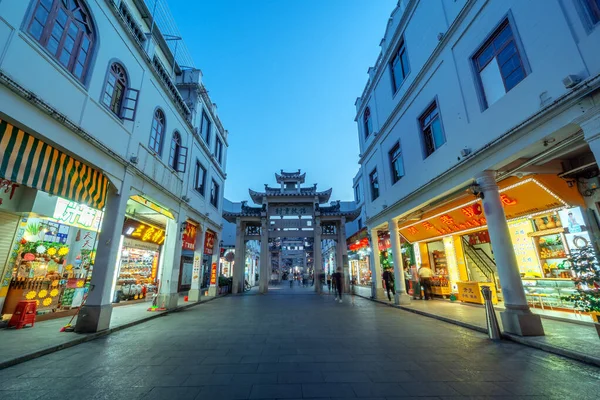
[[562, 245, 600, 326]]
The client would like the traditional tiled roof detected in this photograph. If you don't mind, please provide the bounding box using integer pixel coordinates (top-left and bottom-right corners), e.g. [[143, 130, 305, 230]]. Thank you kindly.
[[222, 201, 263, 223], [249, 187, 332, 204], [318, 201, 361, 222], [276, 169, 306, 183]]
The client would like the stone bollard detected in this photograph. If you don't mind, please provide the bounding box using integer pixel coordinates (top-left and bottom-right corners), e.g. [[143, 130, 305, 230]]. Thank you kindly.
[[481, 285, 502, 340]]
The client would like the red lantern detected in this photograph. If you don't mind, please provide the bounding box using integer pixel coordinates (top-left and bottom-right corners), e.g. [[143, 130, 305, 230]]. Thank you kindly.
[[473, 203, 483, 216]]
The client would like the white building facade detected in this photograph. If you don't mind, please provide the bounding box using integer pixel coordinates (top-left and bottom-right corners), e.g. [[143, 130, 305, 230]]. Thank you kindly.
[[355, 0, 600, 336], [0, 0, 228, 332]]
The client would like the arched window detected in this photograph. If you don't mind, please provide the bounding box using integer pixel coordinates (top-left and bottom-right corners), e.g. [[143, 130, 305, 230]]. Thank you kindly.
[[28, 0, 95, 82], [102, 63, 127, 116], [169, 131, 188, 172], [149, 109, 165, 154], [363, 107, 372, 138]]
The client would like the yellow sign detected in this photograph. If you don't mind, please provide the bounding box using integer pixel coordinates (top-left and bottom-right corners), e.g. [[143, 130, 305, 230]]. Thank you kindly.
[[508, 219, 540, 274], [457, 281, 498, 305], [130, 195, 174, 219]]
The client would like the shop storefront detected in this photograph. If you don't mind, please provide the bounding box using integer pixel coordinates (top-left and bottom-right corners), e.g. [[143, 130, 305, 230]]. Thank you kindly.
[[0, 118, 111, 321], [202, 230, 216, 288], [111, 195, 174, 304], [221, 248, 235, 278], [398, 175, 592, 314], [347, 228, 372, 286]]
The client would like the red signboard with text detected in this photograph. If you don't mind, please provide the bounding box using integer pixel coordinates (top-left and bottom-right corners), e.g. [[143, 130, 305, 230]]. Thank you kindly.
[[204, 230, 216, 255], [182, 221, 198, 251], [209, 263, 217, 286]]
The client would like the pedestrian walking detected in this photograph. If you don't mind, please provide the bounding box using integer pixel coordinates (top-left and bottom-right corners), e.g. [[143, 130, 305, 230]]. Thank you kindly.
[[404, 266, 411, 295], [418, 265, 434, 300], [326, 273, 332, 293], [332, 267, 344, 303], [382, 267, 395, 301]]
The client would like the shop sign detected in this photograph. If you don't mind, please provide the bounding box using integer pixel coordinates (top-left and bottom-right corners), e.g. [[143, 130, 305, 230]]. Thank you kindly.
[[191, 254, 202, 290], [399, 177, 574, 243], [182, 221, 198, 251], [269, 205, 311, 216], [204, 230, 216, 255], [508, 219, 539, 274], [130, 195, 175, 219], [377, 232, 390, 251], [123, 219, 166, 245], [209, 262, 217, 285], [53, 197, 104, 232]]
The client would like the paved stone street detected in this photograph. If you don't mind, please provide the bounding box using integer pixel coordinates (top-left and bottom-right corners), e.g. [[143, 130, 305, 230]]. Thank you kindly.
[[1, 286, 599, 399]]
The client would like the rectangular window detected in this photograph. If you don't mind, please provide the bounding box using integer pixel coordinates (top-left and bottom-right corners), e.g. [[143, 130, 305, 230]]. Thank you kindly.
[[194, 161, 206, 196], [210, 179, 219, 207], [390, 40, 410, 93], [420, 101, 445, 158], [354, 184, 361, 203], [473, 19, 526, 108], [200, 111, 211, 145], [215, 137, 223, 164], [389, 142, 405, 184], [369, 169, 379, 201], [584, 0, 600, 24]]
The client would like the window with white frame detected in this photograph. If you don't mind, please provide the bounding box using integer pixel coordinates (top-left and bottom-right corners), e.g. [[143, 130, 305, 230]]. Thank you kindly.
[[390, 40, 410, 93], [149, 108, 165, 154], [369, 169, 379, 201], [200, 110, 211, 145], [169, 131, 188, 172], [473, 19, 527, 108], [389, 142, 405, 184], [420, 101, 445, 158], [354, 183, 361, 203], [194, 160, 206, 196], [210, 179, 219, 207], [214, 137, 223, 164], [363, 107, 373, 138], [583, 0, 600, 24]]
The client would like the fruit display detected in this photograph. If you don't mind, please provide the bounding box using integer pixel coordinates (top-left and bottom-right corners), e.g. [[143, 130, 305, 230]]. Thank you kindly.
[[538, 235, 567, 259]]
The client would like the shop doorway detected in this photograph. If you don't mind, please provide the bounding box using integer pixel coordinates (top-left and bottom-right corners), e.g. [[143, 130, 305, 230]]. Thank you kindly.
[[461, 231, 499, 291]]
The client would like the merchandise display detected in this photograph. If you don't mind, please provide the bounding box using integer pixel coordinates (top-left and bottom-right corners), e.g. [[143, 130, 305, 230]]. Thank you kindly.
[[114, 245, 159, 302]]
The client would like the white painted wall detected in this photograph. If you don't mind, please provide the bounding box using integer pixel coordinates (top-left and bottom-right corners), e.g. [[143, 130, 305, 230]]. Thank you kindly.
[[0, 0, 227, 231], [355, 0, 600, 227]]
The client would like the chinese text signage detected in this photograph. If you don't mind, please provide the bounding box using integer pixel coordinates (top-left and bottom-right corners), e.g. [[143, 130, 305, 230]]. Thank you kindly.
[[209, 263, 217, 285], [53, 197, 104, 232], [269, 205, 311, 216], [182, 221, 198, 251], [123, 219, 166, 245], [204, 230, 216, 255]]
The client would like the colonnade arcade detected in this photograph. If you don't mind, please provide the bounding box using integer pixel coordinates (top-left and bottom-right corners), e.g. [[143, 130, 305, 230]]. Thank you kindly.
[[223, 170, 360, 294]]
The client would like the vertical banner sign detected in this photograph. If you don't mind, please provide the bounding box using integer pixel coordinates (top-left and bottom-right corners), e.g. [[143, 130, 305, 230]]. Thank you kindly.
[[191, 255, 202, 290], [210, 263, 218, 285], [182, 221, 198, 250], [204, 230, 216, 255]]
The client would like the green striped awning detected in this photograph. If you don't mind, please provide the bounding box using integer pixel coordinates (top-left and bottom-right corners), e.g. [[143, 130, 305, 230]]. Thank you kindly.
[[0, 118, 109, 210]]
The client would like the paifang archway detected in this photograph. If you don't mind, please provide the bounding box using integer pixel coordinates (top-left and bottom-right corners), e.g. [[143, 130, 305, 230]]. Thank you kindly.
[[224, 170, 360, 294]]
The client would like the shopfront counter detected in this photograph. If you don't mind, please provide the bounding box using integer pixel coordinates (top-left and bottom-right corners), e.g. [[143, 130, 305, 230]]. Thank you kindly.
[[457, 281, 498, 305], [522, 278, 577, 310]]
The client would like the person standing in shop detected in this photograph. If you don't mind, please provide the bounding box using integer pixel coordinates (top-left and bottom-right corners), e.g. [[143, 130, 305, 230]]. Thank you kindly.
[[382, 267, 395, 301], [332, 267, 344, 303], [404, 266, 412, 295], [418, 265, 433, 300]]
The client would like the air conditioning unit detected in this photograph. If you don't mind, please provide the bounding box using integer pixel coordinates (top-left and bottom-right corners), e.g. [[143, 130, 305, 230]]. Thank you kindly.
[[182, 195, 190, 202], [129, 155, 138, 164], [562, 74, 581, 89], [193, 127, 199, 135]]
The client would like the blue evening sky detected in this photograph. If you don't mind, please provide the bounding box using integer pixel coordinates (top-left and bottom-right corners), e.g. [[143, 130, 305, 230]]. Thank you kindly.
[[170, 0, 396, 203]]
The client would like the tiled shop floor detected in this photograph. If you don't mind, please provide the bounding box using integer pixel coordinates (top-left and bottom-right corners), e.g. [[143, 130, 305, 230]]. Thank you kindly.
[[1, 285, 599, 399]]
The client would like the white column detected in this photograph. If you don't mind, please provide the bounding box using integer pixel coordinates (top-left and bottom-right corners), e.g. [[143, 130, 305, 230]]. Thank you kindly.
[[75, 174, 132, 333], [259, 218, 269, 293], [338, 218, 350, 293], [368, 228, 385, 300], [156, 210, 184, 310], [388, 219, 411, 305], [476, 171, 544, 336], [188, 222, 206, 302], [232, 219, 245, 294], [314, 217, 322, 293]]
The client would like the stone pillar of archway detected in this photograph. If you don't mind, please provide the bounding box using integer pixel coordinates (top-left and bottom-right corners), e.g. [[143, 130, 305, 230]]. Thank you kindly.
[[232, 218, 246, 294], [259, 217, 269, 293], [314, 217, 322, 293]]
